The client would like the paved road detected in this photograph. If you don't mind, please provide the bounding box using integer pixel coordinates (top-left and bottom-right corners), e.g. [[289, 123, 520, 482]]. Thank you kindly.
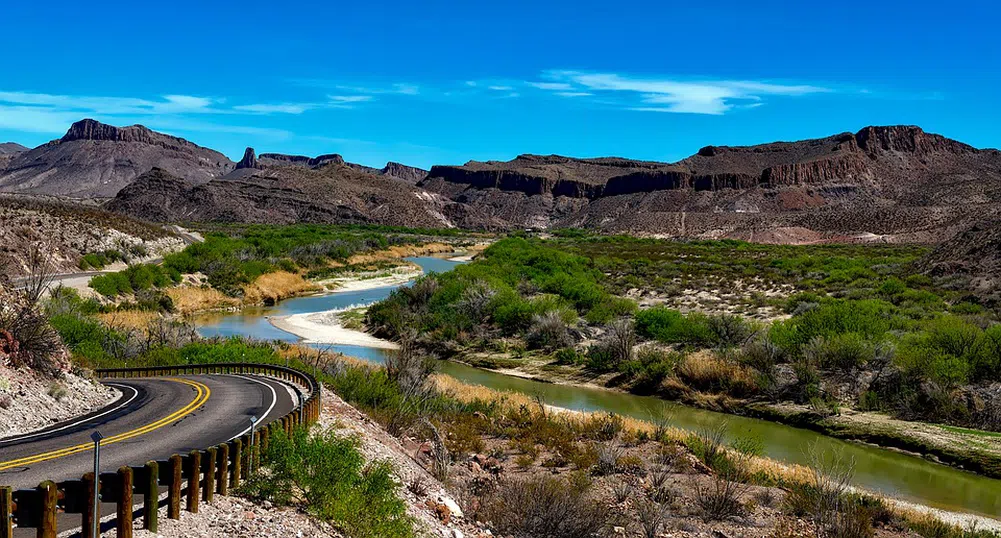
[[0, 374, 296, 489]]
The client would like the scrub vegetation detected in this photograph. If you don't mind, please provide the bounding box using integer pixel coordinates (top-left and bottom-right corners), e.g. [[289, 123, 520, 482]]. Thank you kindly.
[[85, 224, 476, 308], [367, 234, 1001, 458]]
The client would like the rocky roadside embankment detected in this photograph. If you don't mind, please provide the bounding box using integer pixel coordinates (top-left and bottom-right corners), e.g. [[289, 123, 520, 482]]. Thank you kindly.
[[0, 364, 118, 438]]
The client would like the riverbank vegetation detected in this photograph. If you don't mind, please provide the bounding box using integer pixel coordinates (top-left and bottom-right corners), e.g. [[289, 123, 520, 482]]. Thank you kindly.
[[82, 223, 484, 312], [366, 235, 1001, 477], [38, 282, 999, 537]]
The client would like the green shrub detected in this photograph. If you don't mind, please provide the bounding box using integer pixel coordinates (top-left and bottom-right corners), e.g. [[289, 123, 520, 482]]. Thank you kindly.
[[88, 263, 180, 297], [769, 299, 897, 355], [243, 427, 414, 538]]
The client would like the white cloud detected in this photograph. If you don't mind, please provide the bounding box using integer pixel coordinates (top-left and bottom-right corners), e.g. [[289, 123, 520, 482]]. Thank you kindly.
[[392, 83, 420, 95], [232, 103, 311, 114], [488, 85, 514, 91], [0, 91, 220, 115], [527, 82, 574, 91], [542, 71, 830, 115], [328, 95, 375, 103]]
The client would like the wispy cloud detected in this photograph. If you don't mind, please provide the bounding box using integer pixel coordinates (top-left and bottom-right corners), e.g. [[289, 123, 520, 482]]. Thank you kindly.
[[527, 82, 574, 91], [291, 78, 420, 97], [0, 91, 222, 115], [328, 95, 375, 104], [0, 90, 306, 137], [530, 71, 832, 114], [233, 103, 312, 114]]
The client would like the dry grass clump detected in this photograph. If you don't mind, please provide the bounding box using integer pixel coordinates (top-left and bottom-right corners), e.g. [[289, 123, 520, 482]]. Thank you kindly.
[[97, 310, 161, 331], [676, 352, 759, 397], [165, 286, 239, 314], [346, 242, 454, 265], [242, 271, 318, 305], [474, 473, 610, 538]]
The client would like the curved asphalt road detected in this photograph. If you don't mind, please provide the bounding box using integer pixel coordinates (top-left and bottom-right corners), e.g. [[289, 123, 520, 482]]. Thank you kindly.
[[0, 374, 297, 489]]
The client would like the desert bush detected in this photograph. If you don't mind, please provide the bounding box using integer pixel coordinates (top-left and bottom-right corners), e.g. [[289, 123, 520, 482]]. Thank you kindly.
[[692, 469, 748, 522], [586, 319, 635, 371], [769, 299, 897, 354], [784, 446, 878, 538], [383, 334, 439, 434], [687, 424, 756, 521], [706, 314, 756, 348], [554, 347, 581, 365], [1, 293, 62, 375], [802, 333, 878, 375], [79, 250, 124, 270], [525, 311, 573, 351], [592, 443, 624, 476], [620, 347, 685, 390], [635, 307, 717, 346], [89, 263, 180, 297], [476, 474, 609, 538], [635, 497, 669, 538], [242, 427, 414, 538]]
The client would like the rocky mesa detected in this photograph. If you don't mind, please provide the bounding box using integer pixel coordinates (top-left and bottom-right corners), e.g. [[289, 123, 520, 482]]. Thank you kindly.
[[420, 125, 1001, 242], [0, 119, 234, 198]]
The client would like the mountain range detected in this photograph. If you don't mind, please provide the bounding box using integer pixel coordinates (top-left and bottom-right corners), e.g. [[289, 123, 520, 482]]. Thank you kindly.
[[3, 119, 1000, 244]]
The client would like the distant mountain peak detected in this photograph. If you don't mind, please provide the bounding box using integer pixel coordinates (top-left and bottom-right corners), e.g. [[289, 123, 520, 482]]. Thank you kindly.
[[0, 142, 28, 155]]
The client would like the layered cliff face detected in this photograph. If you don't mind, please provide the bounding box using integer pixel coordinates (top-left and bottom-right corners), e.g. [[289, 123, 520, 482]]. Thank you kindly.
[[419, 126, 1001, 241], [424, 126, 978, 200], [380, 162, 427, 184], [0, 119, 234, 198]]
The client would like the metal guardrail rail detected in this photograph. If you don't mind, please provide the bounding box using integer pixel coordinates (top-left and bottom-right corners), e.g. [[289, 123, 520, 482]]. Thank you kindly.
[[0, 362, 321, 538]]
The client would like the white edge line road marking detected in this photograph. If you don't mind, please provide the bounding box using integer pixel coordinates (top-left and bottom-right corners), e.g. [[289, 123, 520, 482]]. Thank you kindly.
[[0, 384, 140, 445], [227, 375, 278, 440]]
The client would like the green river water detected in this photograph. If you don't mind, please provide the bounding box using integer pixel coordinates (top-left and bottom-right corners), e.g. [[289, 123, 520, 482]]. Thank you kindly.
[[195, 256, 1001, 518]]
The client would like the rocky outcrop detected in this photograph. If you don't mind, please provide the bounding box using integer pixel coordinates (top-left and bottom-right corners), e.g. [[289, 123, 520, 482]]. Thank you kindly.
[[258, 153, 346, 168], [380, 162, 427, 184], [0, 119, 234, 198], [236, 147, 260, 170]]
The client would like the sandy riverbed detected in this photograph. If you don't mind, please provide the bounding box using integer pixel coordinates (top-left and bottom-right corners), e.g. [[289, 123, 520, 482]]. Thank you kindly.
[[269, 307, 399, 349]]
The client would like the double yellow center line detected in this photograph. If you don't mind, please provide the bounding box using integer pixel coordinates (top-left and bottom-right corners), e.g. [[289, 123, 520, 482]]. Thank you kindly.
[[0, 378, 210, 471]]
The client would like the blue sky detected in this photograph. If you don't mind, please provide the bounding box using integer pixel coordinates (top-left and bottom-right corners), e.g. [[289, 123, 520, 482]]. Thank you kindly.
[[1, 0, 998, 169]]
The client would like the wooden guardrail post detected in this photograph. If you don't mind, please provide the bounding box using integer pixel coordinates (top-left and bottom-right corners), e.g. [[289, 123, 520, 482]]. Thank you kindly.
[[218, 444, 229, 496], [143, 461, 158, 532], [82, 472, 98, 538], [167, 454, 182, 519], [117, 466, 133, 538], [39, 480, 58, 538], [1, 486, 12, 538], [204, 447, 216, 503], [241, 435, 251, 481], [231, 439, 242, 488], [186, 451, 201, 513]]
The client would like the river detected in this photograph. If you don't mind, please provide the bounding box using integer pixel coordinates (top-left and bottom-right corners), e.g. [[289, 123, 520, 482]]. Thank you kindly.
[[195, 255, 1001, 518]]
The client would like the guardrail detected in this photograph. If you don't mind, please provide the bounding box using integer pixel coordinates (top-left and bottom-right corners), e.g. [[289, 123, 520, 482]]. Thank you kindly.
[[0, 362, 321, 538]]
